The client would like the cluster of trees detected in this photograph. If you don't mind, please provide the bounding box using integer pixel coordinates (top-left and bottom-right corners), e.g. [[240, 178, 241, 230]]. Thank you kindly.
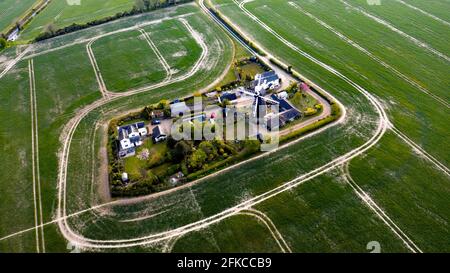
[[134, 0, 175, 12], [166, 137, 236, 174], [142, 99, 171, 119], [111, 170, 160, 197], [0, 38, 6, 51], [35, 0, 193, 42], [235, 57, 270, 82]]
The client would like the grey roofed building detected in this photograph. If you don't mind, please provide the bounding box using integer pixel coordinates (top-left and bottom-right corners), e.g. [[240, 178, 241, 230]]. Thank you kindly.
[[218, 92, 238, 104], [170, 101, 190, 117], [152, 126, 167, 143], [280, 109, 301, 123], [266, 108, 301, 131], [256, 71, 279, 82], [270, 94, 293, 112]]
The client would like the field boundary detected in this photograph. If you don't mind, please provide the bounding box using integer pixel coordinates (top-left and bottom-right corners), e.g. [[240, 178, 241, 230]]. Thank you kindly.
[[1, 0, 50, 37]]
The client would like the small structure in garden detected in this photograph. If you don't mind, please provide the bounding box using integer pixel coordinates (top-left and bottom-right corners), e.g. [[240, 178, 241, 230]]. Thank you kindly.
[[121, 172, 129, 182], [169, 172, 185, 185], [150, 110, 165, 119]]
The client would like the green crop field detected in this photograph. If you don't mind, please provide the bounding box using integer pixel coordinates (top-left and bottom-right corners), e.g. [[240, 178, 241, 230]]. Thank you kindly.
[[0, 3, 234, 252], [91, 30, 168, 92], [172, 214, 283, 252], [0, 0, 448, 254], [18, 0, 135, 41], [206, 0, 449, 252], [0, 0, 38, 33], [90, 18, 202, 92]]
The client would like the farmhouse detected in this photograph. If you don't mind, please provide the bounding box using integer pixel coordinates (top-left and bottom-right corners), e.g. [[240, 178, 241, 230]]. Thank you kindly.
[[253, 71, 280, 94], [152, 126, 167, 143], [117, 122, 148, 158]]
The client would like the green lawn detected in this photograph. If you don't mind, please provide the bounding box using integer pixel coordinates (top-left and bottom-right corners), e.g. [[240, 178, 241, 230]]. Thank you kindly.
[[290, 91, 319, 112], [123, 140, 168, 178], [240, 62, 264, 79]]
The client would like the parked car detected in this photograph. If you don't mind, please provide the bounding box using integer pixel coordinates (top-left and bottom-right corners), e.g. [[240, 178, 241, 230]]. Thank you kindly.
[[151, 119, 161, 125]]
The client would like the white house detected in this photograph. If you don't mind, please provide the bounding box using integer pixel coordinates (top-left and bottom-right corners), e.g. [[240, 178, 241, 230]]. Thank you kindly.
[[254, 71, 280, 94], [117, 122, 147, 158]]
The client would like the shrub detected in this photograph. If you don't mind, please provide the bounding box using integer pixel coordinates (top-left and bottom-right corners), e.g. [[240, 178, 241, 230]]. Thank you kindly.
[[304, 107, 317, 116], [0, 38, 6, 50]]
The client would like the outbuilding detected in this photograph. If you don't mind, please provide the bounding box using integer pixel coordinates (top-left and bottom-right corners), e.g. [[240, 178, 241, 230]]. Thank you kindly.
[[152, 126, 167, 143], [170, 101, 190, 117]]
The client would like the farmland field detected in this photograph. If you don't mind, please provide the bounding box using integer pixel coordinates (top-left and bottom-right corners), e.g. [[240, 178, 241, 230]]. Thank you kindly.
[[90, 18, 202, 92], [0, 3, 234, 252], [18, 0, 135, 41], [0, 0, 449, 254], [0, 0, 37, 33]]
